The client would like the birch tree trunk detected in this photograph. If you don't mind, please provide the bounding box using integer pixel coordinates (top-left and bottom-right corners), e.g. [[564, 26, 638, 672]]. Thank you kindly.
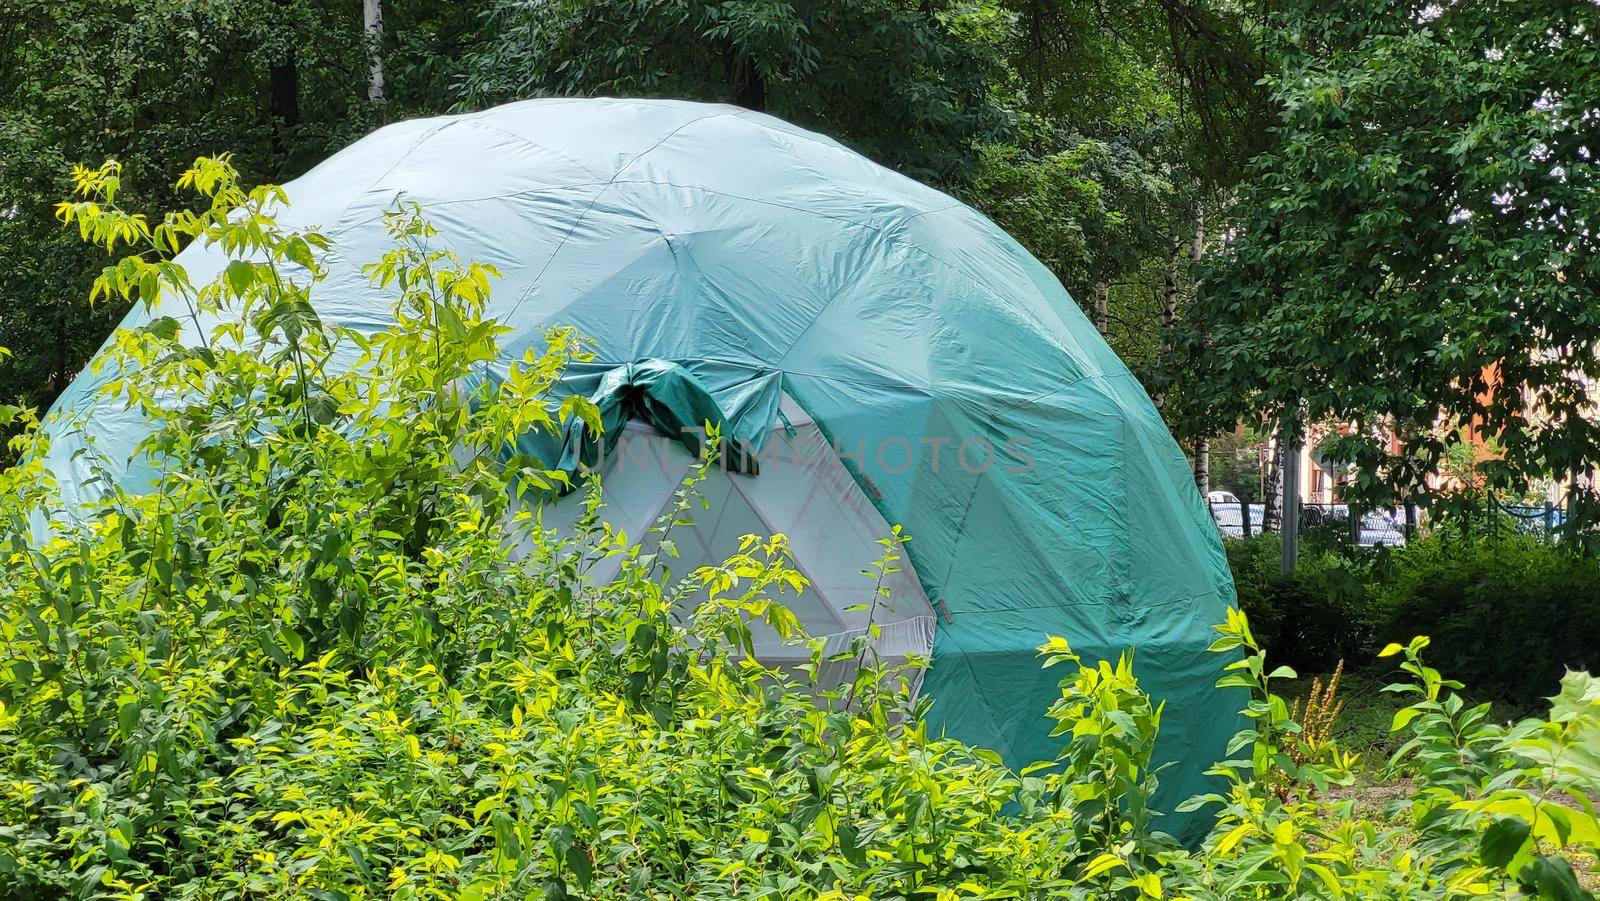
[[364, 0, 386, 102], [1262, 431, 1283, 532], [1160, 229, 1181, 348], [1092, 281, 1109, 336], [1153, 227, 1182, 411], [1189, 210, 1208, 494]]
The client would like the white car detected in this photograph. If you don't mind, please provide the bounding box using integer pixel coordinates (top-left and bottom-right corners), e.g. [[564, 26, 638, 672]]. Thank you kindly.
[[1208, 491, 1262, 538]]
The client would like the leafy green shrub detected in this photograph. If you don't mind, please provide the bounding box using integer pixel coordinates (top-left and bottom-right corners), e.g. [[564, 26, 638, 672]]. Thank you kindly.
[[1225, 526, 1600, 708], [1223, 534, 1369, 673], [1370, 531, 1600, 708], [1178, 616, 1600, 900], [2, 161, 1597, 898]]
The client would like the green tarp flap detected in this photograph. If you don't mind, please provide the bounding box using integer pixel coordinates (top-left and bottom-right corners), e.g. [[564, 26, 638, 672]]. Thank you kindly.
[[515, 359, 784, 488]]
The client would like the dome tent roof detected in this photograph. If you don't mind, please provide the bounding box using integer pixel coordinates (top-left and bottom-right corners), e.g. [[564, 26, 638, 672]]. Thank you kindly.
[[40, 98, 1240, 835]]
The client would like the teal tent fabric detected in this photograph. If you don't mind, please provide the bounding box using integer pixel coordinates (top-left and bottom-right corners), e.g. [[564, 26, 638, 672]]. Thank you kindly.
[[37, 98, 1241, 837]]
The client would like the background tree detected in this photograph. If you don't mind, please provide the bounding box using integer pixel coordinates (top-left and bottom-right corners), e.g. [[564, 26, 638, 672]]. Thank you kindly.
[[1179, 0, 1600, 532], [0, 1, 352, 416], [453, 0, 1014, 184], [966, 2, 1229, 400], [978, 0, 1272, 488], [0, 0, 482, 422]]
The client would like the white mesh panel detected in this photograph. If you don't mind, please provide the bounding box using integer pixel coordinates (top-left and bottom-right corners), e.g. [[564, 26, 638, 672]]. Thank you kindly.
[[529, 394, 936, 692]]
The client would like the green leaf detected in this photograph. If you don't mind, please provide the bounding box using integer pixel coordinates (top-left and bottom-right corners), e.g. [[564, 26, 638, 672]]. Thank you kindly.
[[492, 811, 521, 861], [1516, 855, 1591, 901], [225, 259, 255, 295], [1479, 816, 1531, 870], [565, 843, 593, 889], [1390, 706, 1422, 732], [278, 627, 305, 662], [117, 700, 142, 737], [283, 237, 316, 270], [1082, 852, 1127, 878]]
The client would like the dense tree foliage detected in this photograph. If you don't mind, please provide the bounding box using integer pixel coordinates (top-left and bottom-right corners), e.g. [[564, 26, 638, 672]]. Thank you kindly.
[[0, 0, 478, 418], [0, 1, 351, 408], [455, 0, 1013, 185], [1181, 0, 1600, 526]]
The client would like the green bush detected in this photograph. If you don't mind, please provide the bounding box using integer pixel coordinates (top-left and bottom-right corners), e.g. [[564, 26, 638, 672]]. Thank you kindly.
[[1370, 531, 1600, 708], [1223, 534, 1369, 673], [2, 161, 1597, 898], [1225, 527, 1600, 709]]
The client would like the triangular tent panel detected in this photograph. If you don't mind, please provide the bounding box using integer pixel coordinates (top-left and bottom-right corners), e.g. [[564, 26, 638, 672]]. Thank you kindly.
[[38, 98, 1241, 836], [531, 390, 936, 687]]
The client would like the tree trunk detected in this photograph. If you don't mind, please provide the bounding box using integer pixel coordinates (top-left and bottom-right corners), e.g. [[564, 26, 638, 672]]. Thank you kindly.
[[1281, 434, 1301, 573], [269, 0, 299, 162], [1092, 281, 1109, 335], [1262, 432, 1283, 532], [1187, 210, 1208, 491], [1160, 228, 1181, 344], [364, 0, 386, 102], [270, 62, 299, 127], [1156, 202, 1201, 409], [728, 51, 765, 112]]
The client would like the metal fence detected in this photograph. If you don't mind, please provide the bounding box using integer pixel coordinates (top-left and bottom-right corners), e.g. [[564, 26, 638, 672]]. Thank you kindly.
[[1299, 503, 1408, 547], [1495, 503, 1567, 537], [1206, 497, 1570, 546]]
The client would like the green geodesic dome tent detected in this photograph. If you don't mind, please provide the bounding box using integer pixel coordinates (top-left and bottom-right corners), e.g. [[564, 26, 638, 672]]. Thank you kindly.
[[39, 98, 1240, 832]]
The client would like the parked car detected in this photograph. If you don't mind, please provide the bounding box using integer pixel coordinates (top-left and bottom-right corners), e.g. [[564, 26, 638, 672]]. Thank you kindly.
[[1356, 509, 1406, 547], [1301, 504, 1407, 547], [1206, 495, 1404, 546], [1207, 491, 1264, 538]]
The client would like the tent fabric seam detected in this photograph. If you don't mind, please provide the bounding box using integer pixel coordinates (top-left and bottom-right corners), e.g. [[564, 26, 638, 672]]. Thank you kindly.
[[930, 461, 990, 617], [560, 178, 1093, 366], [338, 178, 975, 288], [308, 168, 1096, 377], [578, 357, 1128, 399], [500, 113, 736, 323], [452, 117, 613, 181], [321, 179, 617, 242], [719, 456, 850, 633], [956, 587, 1229, 616], [931, 620, 1020, 758], [360, 119, 461, 211]]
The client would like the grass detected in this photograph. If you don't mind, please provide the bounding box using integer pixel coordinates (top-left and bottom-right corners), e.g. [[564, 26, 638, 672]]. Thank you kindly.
[[1285, 668, 1600, 891]]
